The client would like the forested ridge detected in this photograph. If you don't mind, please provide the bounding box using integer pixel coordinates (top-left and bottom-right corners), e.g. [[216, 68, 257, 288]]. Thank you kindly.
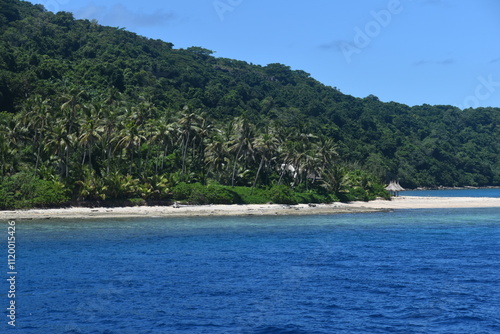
[[0, 0, 498, 208]]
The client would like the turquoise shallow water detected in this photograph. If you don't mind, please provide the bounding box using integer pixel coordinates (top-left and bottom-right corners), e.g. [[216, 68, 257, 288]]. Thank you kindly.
[[3, 207, 500, 333], [402, 188, 500, 197]]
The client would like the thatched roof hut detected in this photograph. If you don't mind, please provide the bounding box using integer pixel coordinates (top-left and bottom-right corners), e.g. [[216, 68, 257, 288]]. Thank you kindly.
[[385, 181, 405, 196]]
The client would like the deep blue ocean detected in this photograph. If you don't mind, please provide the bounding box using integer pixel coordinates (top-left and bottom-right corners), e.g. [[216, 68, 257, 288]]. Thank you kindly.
[[2, 199, 500, 333]]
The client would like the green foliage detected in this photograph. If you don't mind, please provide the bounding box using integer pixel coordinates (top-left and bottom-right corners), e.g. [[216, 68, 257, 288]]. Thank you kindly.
[[334, 169, 391, 202], [168, 182, 381, 205], [0, 172, 69, 209], [146, 175, 172, 200], [269, 185, 298, 205], [127, 198, 146, 206], [0, 0, 498, 211], [75, 168, 108, 201], [231, 186, 270, 204], [294, 191, 337, 204], [172, 182, 240, 205], [171, 182, 194, 201], [338, 187, 369, 202]]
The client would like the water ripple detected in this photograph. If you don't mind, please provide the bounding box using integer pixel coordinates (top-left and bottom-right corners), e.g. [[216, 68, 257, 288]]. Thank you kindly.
[[11, 208, 500, 333]]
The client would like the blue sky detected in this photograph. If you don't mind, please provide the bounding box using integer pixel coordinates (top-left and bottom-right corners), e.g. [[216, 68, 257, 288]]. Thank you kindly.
[[29, 0, 500, 109]]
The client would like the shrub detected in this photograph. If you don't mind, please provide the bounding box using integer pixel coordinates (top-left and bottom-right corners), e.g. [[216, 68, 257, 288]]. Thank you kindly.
[[203, 184, 240, 204], [0, 186, 14, 209], [127, 198, 146, 206], [337, 187, 370, 202], [295, 191, 334, 204], [0, 172, 69, 209], [369, 183, 391, 200], [269, 185, 297, 205], [172, 183, 240, 204], [232, 186, 269, 204], [171, 182, 196, 201], [31, 179, 69, 207]]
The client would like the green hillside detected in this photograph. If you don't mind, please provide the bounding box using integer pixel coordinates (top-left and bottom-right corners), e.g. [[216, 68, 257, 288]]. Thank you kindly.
[[0, 0, 498, 208]]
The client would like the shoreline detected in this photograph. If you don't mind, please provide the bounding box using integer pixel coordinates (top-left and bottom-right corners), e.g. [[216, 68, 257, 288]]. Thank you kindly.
[[1, 196, 499, 220], [0, 203, 386, 221], [349, 196, 500, 209], [404, 186, 500, 191]]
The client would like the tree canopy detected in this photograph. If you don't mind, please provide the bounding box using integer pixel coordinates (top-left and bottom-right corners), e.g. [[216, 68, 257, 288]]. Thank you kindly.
[[0, 0, 498, 208]]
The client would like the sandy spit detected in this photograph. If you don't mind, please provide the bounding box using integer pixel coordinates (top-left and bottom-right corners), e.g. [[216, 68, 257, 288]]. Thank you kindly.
[[348, 196, 500, 209], [1, 197, 498, 221]]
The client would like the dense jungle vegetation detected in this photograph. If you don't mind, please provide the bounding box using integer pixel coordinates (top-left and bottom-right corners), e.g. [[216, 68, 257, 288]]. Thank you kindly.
[[0, 0, 498, 208]]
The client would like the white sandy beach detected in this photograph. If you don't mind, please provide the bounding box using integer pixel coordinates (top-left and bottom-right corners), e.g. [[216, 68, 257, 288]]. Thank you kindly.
[[0, 203, 380, 220], [1, 196, 499, 220], [349, 196, 500, 209]]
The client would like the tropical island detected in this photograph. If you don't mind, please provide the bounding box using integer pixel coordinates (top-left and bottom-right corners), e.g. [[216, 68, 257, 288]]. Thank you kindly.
[[0, 0, 499, 210]]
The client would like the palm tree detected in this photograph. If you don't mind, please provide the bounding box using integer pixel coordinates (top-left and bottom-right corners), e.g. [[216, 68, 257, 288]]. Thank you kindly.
[[100, 103, 119, 176], [316, 136, 339, 172], [0, 123, 11, 176], [277, 139, 296, 186], [192, 113, 213, 181], [204, 131, 230, 183], [60, 88, 86, 134], [21, 95, 52, 171], [0, 116, 22, 176], [129, 98, 157, 175], [285, 132, 317, 189], [115, 117, 146, 175], [45, 121, 74, 177], [134, 98, 157, 124], [78, 102, 104, 170], [251, 129, 280, 192], [155, 115, 177, 173], [229, 116, 255, 187], [320, 164, 350, 193], [177, 106, 203, 180]]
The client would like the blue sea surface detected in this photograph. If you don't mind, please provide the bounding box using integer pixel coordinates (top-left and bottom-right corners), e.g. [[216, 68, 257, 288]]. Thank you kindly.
[[402, 188, 500, 198], [4, 208, 500, 333]]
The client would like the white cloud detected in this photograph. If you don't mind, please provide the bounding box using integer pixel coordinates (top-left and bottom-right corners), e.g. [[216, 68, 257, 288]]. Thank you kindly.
[[74, 3, 176, 28]]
